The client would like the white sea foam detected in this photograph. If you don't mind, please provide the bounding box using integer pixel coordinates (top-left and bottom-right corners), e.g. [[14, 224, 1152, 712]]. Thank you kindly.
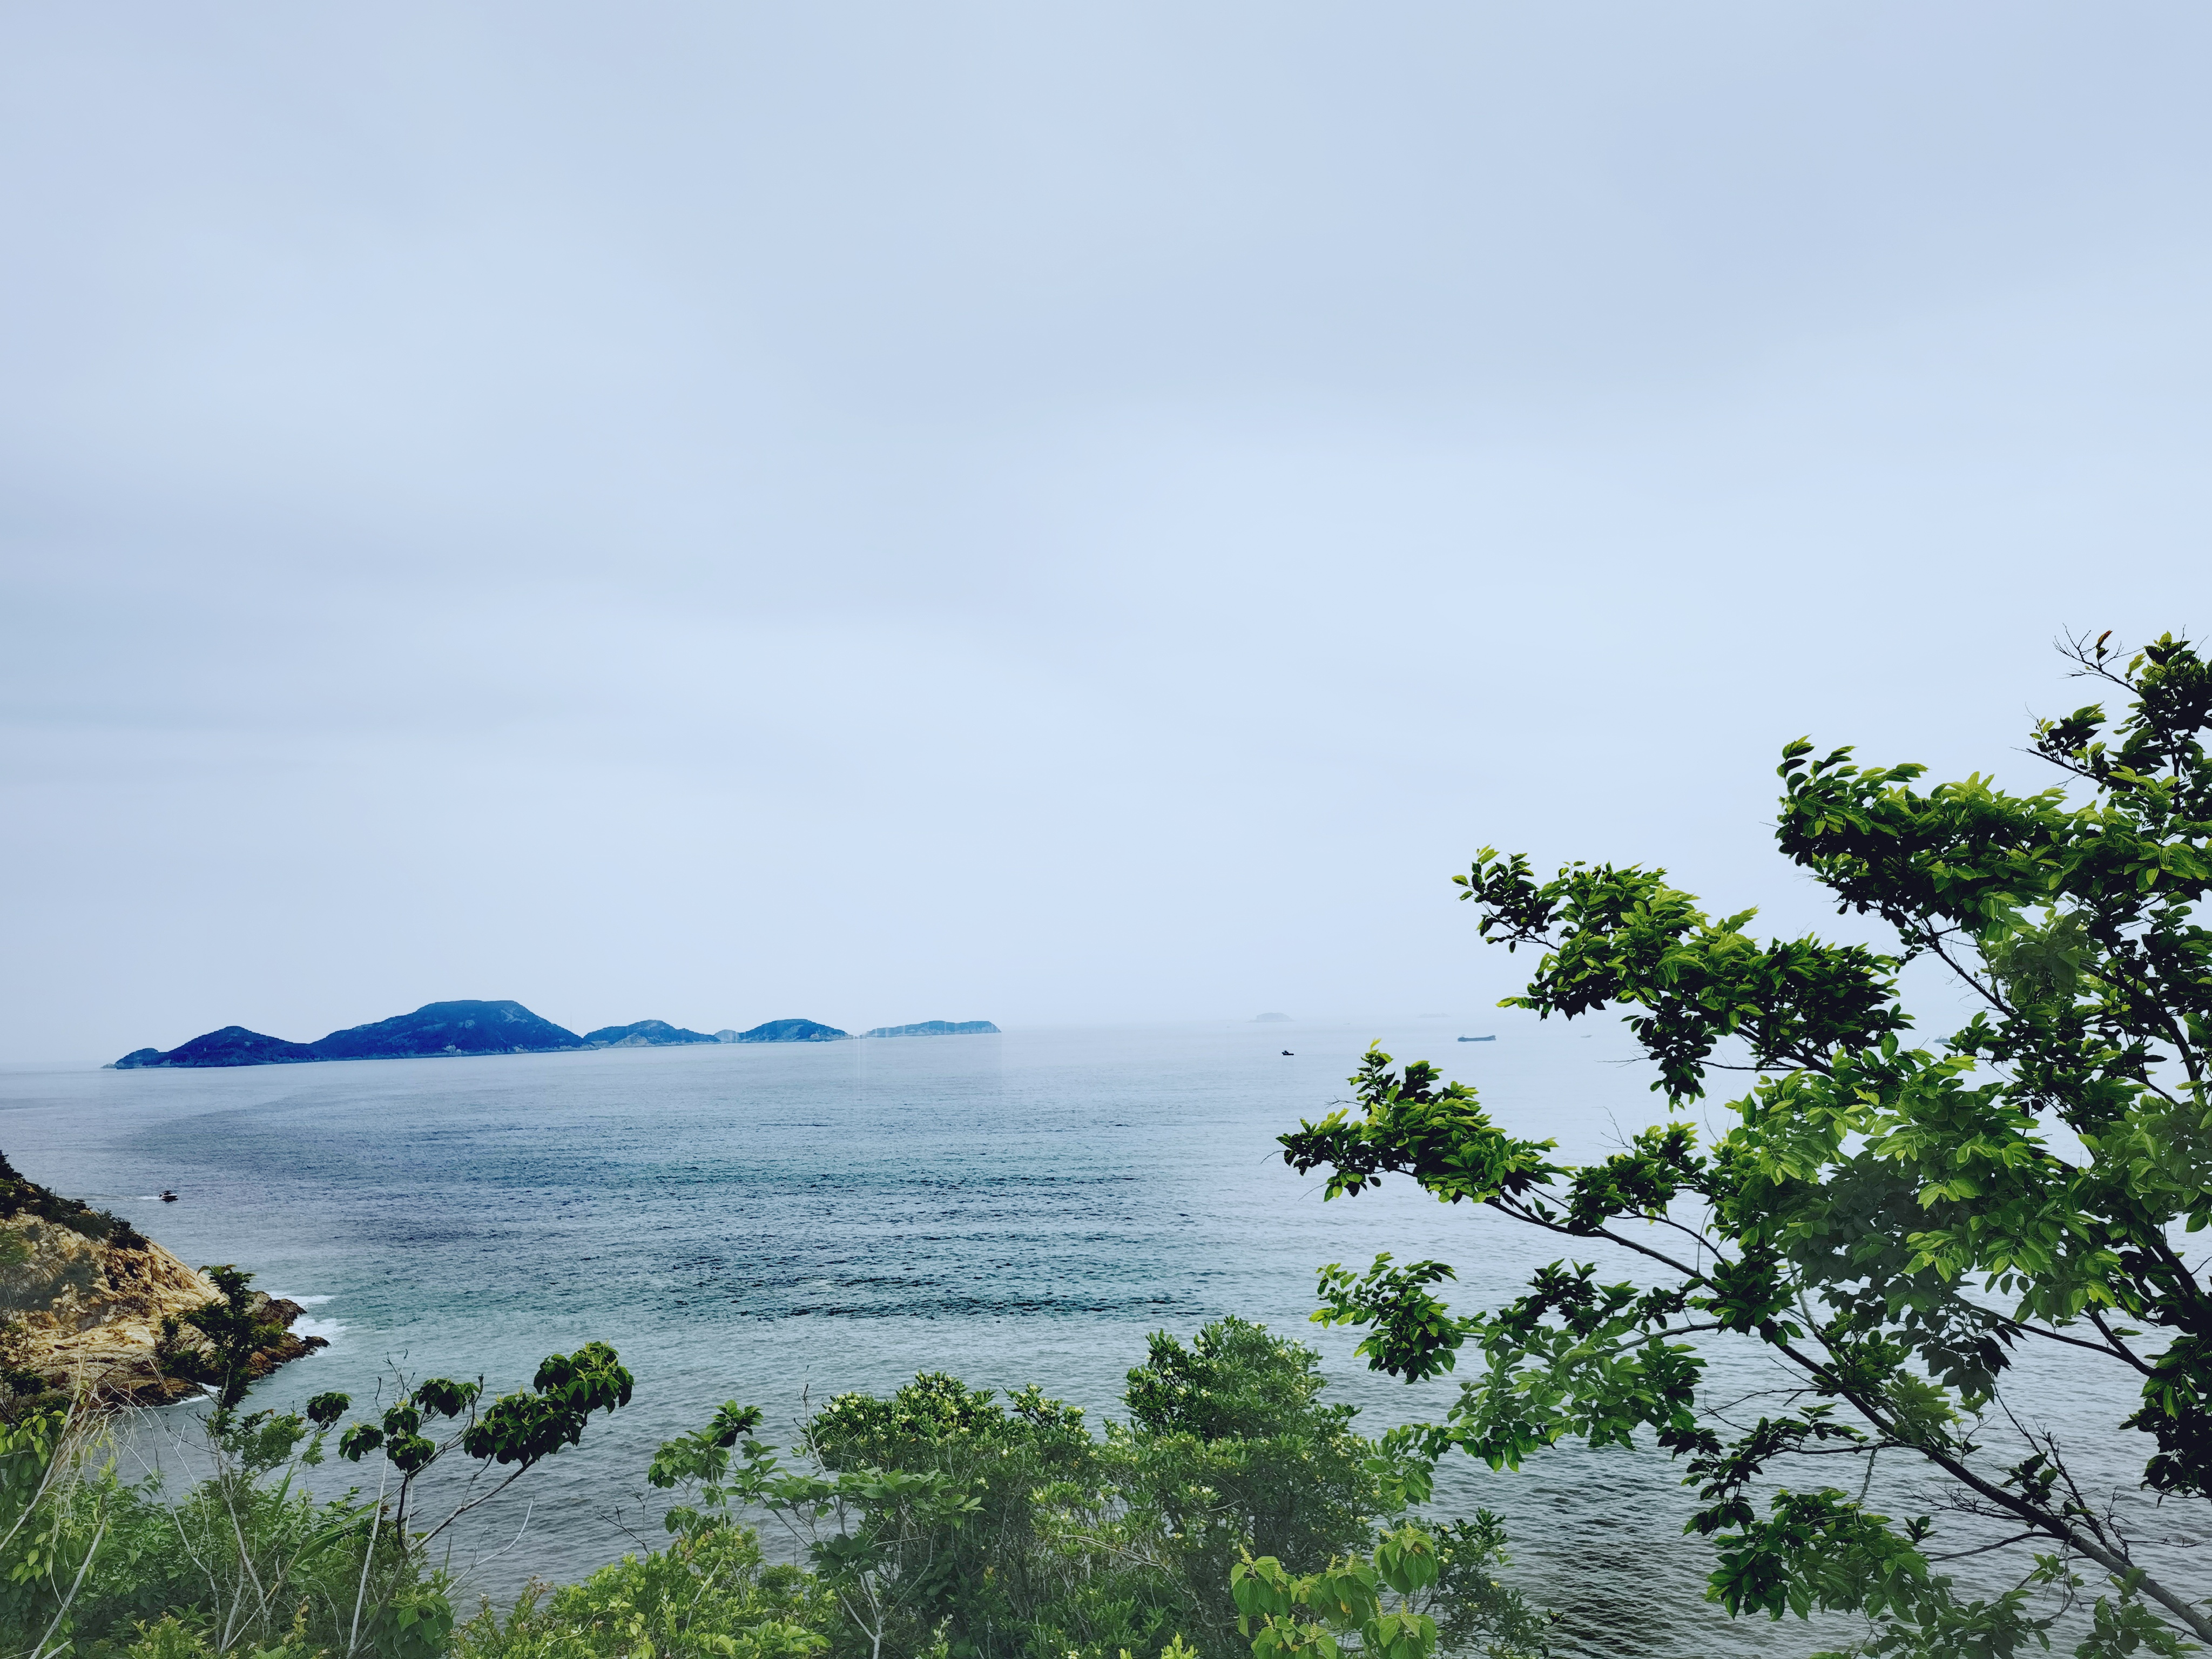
[[292, 1317, 345, 1344], [280, 1294, 335, 1306]]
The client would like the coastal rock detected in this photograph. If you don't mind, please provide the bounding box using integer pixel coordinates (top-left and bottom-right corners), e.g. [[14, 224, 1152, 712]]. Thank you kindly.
[[732, 1019, 849, 1043], [583, 1019, 721, 1047], [862, 1020, 1001, 1038], [0, 1216, 322, 1407]]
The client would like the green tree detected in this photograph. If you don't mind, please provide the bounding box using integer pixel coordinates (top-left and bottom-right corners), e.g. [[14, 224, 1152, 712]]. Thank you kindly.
[[454, 1519, 828, 1659], [804, 1373, 1125, 1658], [653, 1321, 1547, 1659], [79, 1405, 428, 1659], [651, 1403, 979, 1659], [1282, 632, 2212, 1656], [156, 1266, 288, 1415], [1112, 1318, 1410, 1655], [334, 1342, 636, 1545], [1229, 1524, 1445, 1659], [0, 1405, 117, 1659], [37, 1345, 638, 1659], [1115, 1320, 1546, 1659]]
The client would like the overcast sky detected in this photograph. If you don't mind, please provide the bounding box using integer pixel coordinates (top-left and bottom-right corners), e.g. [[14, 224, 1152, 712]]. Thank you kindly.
[[2, 4, 2205, 1063]]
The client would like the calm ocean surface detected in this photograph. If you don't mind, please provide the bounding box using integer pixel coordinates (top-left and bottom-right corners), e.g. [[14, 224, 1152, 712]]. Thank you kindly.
[[0, 1021, 2180, 1655]]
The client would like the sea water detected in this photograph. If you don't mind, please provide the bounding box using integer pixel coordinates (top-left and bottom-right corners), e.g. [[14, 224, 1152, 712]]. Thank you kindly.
[[0, 1022, 2186, 1655]]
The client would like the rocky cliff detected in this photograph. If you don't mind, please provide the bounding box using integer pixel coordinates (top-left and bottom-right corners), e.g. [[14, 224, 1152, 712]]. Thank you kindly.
[[0, 1165, 323, 1408]]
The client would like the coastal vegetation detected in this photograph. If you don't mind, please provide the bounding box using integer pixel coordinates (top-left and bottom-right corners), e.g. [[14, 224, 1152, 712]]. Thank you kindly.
[[0, 1310, 1547, 1659], [1283, 632, 2212, 1655], [0, 1329, 633, 1659], [0, 1156, 145, 1256]]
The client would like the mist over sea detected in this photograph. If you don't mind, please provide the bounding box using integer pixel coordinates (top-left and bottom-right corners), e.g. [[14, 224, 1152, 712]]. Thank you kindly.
[[0, 1022, 2168, 1656]]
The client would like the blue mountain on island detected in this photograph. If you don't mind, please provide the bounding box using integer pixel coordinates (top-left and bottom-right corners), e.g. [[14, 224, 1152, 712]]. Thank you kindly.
[[583, 1019, 721, 1047], [111, 1027, 322, 1069], [113, 1000, 587, 1069], [729, 1019, 849, 1043], [110, 1004, 989, 1067], [863, 1020, 1000, 1038]]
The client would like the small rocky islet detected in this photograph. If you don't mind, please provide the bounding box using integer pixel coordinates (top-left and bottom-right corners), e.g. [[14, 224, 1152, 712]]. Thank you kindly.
[[111, 1000, 999, 1069]]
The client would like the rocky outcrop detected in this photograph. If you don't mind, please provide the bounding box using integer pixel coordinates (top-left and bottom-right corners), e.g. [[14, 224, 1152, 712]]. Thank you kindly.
[[0, 1216, 323, 1408]]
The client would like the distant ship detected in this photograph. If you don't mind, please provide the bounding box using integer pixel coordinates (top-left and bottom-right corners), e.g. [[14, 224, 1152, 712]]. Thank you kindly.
[[1457, 1035, 1495, 1042]]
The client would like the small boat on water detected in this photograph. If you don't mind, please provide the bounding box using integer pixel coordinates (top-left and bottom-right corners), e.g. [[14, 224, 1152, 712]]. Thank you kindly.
[[159, 1189, 178, 1202], [1456, 1035, 1495, 1043]]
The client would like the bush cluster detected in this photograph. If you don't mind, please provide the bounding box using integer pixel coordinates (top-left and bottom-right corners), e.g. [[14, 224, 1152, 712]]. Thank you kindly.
[[0, 1317, 1546, 1659], [0, 1152, 146, 1251]]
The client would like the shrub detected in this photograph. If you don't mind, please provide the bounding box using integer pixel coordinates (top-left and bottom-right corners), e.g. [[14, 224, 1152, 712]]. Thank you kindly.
[[454, 1524, 827, 1659]]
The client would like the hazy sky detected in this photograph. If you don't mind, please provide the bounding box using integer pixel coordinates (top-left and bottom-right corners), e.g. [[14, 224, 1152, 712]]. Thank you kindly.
[[3, 4, 2206, 1063]]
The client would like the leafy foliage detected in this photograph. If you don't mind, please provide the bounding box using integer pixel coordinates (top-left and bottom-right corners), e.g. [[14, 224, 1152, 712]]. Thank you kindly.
[[157, 1268, 289, 1414], [0, 1332, 636, 1659], [3, 1300, 1546, 1659], [0, 1153, 146, 1252], [1111, 1319, 1419, 1656], [1230, 1525, 1440, 1659], [646, 1320, 1548, 1659], [454, 1523, 827, 1659], [336, 1343, 633, 1542], [0, 1397, 436, 1659], [1281, 630, 2212, 1655], [803, 1372, 1110, 1658], [0, 1405, 113, 1659]]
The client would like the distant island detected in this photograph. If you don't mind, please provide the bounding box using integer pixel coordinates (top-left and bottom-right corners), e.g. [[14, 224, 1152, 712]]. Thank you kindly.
[[110, 1004, 999, 1067], [862, 1020, 1000, 1038], [583, 1019, 720, 1047], [729, 1019, 849, 1043], [1252, 1012, 1292, 1023], [112, 1000, 586, 1069]]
